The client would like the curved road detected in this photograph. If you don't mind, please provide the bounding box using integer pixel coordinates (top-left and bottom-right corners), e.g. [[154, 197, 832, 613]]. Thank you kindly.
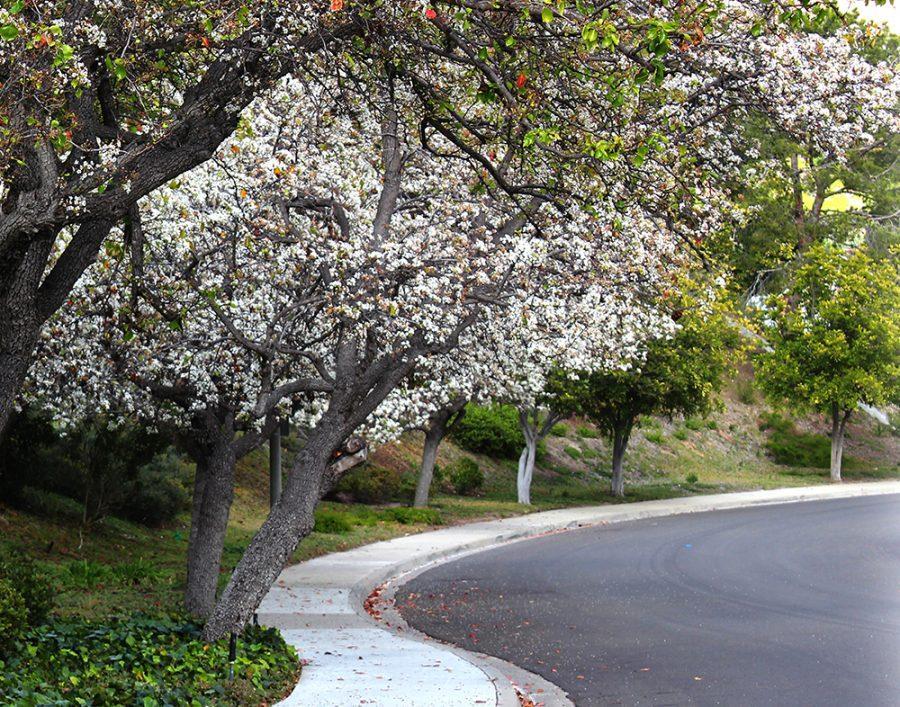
[[397, 494, 900, 706]]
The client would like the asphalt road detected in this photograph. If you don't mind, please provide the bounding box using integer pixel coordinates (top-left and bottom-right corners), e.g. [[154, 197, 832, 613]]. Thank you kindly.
[[397, 494, 900, 706]]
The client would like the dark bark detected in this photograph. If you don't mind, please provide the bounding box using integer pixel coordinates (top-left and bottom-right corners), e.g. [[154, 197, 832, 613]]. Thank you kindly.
[[609, 419, 633, 498], [202, 417, 350, 640], [184, 413, 237, 618], [414, 419, 447, 508], [414, 398, 466, 508]]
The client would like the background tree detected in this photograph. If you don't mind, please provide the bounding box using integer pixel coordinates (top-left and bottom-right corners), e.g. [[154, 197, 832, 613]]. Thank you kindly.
[[755, 244, 900, 481], [571, 292, 737, 497]]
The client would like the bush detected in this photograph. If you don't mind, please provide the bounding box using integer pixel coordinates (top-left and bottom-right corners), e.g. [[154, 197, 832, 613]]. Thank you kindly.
[[735, 377, 756, 404], [314, 509, 355, 534], [706, 419, 718, 430], [0, 616, 299, 705], [0, 551, 54, 626], [0, 408, 182, 527], [684, 417, 703, 431], [765, 431, 831, 468], [576, 425, 599, 439], [644, 430, 665, 444], [550, 423, 568, 437], [111, 558, 166, 587], [122, 450, 191, 527], [382, 507, 443, 525], [448, 458, 484, 496], [451, 405, 524, 459], [64, 560, 112, 590], [673, 428, 688, 441], [581, 447, 599, 459], [563, 445, 582, 460], [686, 473, 699, 484], [331, 464, 401, 504], [0, 579, 27, 653]]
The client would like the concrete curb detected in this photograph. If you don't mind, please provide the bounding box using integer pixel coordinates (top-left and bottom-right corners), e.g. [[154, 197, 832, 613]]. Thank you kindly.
[[264, 481, 900, 706]]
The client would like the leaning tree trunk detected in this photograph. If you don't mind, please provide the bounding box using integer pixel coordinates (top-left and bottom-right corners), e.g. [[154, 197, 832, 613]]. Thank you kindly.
[[184, 418, 237, 618], [414, 418, 447, 508], [202, 420, 345, 641], [830, 406, 851, 482]]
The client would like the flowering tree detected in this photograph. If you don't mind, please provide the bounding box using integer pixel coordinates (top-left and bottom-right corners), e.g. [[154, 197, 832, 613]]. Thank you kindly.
[[16, 1, 898, 640], [3, 0, 896, 445]]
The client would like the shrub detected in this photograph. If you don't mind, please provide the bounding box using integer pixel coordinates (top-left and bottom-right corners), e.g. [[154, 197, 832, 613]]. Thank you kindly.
[[550, 423, 568, 437], [0, 551, 54, 626], [684, 417, 703, 431], [121, 450, 191, 527], [111, 558, 166, 587], [0, 616, 298, 705], [735, 377, 756, 404], [0, 408, 179, 527], [686, 473, 699, 484], [644, 430, 665, 444], [314, 509, 355, 534], [64, 560, 112, 590], [332, 465, 401, 504], [0, 579, 27, 653], [765, 430, 831, 468], [448, 458, 484, 496], [383, 507, 443, 525], [397, 472, 419, 502], [564, 445, 582, 460], [451, 405, 524, 459], [673, 428, 688, 441], [706, 419, 718, 430], [581, 447, 599, 459], [576, 425, 599, 439]]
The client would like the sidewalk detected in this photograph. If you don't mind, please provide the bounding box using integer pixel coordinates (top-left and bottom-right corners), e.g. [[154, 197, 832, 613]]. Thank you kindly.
[[260, 481, 900, 707]]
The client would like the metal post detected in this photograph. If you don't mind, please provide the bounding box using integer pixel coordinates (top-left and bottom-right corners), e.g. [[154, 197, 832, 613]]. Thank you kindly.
[[228, 632, 237, 680], [269, 425, 281, 509]]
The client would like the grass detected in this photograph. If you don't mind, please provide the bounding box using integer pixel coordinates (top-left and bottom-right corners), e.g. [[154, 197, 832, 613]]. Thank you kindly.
[[3, 386, 897, 623]]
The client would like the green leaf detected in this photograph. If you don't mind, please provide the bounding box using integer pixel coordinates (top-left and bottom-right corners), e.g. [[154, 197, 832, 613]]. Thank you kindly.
[[0, 24, 18, 41], [541, 7, 553, 23]]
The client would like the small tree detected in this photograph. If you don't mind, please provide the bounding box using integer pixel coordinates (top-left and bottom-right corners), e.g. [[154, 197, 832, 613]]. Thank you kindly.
[[755, 244, 899, 481], [573, 296, 736, 497]]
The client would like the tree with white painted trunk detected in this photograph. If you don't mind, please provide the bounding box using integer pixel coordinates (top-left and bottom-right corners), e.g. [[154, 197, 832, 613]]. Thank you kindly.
[[755, 244, 899, 482]]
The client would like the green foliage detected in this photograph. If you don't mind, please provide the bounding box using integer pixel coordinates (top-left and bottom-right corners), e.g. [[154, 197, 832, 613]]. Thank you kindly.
[[735, 377, 757, 405], [760, 413, 831, 468], [685, 473, 699, 484], [332, 465, 401, 504], [705, 419, 718, 430], [756, 245, 900, 419], [448, 458, 484, 496], [0, 409, 188, 527], [0, 579, 28, 652], [65, 560, 112, 589], [644, 430, 665, 444], [0, 550, 54, 626], [580, 447, 599, 459], [563, 445, 582, 459], [382, 507, 443, 525], [451, 404, 524, 459], [576, 425, 599, 438], [673, 428, 689, 441], [314, 509, 355, 534], [550, 423, 569, 437], [684, 417, 704, 431], [0, 616, 298, 705]]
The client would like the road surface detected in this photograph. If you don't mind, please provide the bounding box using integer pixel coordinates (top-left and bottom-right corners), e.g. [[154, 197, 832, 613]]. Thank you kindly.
[[397, 494, 900, 706]]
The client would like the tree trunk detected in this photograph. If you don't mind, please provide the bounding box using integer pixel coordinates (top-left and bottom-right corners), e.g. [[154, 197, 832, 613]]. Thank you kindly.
[[203, 420, 343, 640], [610, 424, 630, 498], [830, 406, 851, 482], [517, 436, 537, 505], [414, 418, 447, 508], [0, 233, 54, 442], [184, 416, 237, 618]]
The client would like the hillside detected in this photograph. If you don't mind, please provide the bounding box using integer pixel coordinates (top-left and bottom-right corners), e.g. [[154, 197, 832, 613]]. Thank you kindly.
[[1, 372, 896, 622]]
